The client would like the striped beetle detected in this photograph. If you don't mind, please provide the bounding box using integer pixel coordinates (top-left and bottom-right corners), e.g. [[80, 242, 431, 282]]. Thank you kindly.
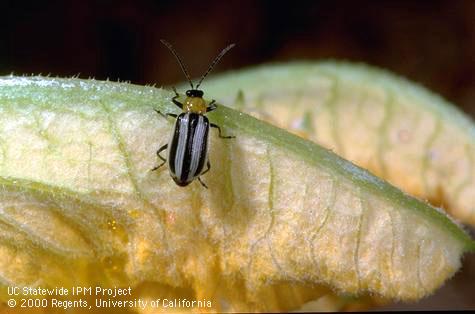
[[152, 40, 235, 188]]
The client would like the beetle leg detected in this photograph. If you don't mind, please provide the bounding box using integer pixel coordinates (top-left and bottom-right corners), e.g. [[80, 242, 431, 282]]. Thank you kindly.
[[201, 160, 211, 176], [197, 161, 211, 188], [210, 123, 235, 139], [172, 86, 184, 109], [207, 99, 217, 112], [154, 109, 177, 119], [151, 144, 168, 171], [166, 113, 178, 118], [197, 177, 208, 189]]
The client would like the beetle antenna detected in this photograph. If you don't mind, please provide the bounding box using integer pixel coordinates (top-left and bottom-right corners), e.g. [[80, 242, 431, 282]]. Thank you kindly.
[[196, 43, 235, 89], [160, 39, 194, 89]]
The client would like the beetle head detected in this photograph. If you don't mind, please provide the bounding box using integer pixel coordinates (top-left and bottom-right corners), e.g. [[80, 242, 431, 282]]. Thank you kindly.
[[186, 89, 204, 98]]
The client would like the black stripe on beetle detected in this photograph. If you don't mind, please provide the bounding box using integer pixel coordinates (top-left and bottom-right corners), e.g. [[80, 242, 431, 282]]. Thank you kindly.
[[151, 40, 235, 188], [170, 113, 209, 186]]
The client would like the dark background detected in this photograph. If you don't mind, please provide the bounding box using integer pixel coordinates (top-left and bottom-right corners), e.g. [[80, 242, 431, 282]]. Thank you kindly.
[[1, 0, 475, 115], [0, 0, 474, 311]]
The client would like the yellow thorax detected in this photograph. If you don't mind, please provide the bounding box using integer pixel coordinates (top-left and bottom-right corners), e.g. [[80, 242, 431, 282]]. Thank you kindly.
[[184, 97, 207, 114]]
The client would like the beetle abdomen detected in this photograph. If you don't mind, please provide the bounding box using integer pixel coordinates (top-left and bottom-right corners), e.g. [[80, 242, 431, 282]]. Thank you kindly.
[[168, 112, 209, 186]]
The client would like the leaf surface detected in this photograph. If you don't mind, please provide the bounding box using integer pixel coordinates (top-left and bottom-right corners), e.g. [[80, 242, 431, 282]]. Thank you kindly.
[[0, 75, 472, 312], [204, 62, 475, 226]]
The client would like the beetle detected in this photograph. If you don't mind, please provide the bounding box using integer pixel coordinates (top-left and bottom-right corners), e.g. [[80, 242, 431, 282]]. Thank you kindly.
[[151, 39, 235, 188]]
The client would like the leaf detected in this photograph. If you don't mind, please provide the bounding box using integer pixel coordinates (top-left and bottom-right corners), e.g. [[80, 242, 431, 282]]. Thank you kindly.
[[0, 75, 472, 313], [203, 62, 475, 227]]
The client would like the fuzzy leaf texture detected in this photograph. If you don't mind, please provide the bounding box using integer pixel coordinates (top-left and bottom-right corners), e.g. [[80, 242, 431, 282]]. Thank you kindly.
[[0, 68, 472, 313], [204, 62, 475, 227]]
